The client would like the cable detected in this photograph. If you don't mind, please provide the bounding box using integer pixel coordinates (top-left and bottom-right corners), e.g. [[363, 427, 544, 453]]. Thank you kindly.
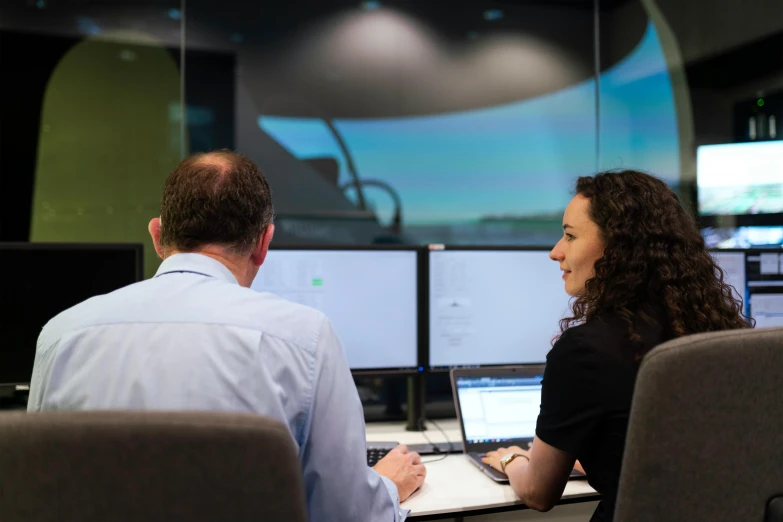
[[339, 178, 404, 236], [421, 452, 449, 464], [418, 418, 453, 464], [429, 419, 455, 452]]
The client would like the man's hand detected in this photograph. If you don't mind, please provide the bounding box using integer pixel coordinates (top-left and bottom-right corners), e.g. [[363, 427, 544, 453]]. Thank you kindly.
[[373, 444, 426, 502]]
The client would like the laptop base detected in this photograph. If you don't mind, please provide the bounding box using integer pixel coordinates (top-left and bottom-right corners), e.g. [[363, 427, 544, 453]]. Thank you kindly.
[[467, 452, 587, 483]]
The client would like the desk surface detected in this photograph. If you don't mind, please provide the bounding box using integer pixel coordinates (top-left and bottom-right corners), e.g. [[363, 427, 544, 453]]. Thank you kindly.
[[366, 419, 599, 519]]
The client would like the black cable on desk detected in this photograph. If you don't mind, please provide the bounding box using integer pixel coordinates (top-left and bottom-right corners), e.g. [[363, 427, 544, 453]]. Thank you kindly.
[[421, 452, 449, 464], [419, 418, 452, 464]]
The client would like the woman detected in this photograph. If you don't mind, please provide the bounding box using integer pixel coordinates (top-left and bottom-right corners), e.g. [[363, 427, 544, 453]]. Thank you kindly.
[[482, 170, 751, 522]]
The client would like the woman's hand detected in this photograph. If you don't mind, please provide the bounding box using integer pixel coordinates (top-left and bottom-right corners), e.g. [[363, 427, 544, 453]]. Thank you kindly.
[[481, 446, 530, 473]]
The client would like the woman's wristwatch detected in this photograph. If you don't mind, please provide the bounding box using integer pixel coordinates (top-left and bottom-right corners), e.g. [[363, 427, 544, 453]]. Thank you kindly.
[[499, 453, 529, 473]]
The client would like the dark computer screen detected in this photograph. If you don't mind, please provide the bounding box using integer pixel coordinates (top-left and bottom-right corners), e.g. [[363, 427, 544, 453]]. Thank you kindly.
[[0, 243, 143, 385]]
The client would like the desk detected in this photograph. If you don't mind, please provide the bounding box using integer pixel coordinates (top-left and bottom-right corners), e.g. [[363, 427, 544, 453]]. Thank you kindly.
[[367, 419, 600, 521]]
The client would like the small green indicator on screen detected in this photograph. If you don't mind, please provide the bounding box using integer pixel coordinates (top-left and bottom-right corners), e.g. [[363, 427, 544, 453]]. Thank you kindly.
[[758, 98, 765, 107], [312, 278, 323, 286]]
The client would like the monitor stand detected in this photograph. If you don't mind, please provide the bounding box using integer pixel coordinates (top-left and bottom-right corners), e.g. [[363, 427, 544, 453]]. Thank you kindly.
[[405, 374, 426, 431]]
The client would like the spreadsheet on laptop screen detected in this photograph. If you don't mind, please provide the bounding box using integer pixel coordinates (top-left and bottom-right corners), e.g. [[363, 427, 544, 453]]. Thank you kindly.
[[456, 376, 543, 444]]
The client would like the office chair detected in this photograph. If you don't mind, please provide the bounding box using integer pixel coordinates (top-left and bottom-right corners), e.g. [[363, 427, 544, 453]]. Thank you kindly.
[[614, 327, 783, 522], [0, 411, 307, 522]]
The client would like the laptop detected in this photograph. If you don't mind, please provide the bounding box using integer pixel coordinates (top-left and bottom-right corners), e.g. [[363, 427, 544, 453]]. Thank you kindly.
[[450, 366, 586, 483]]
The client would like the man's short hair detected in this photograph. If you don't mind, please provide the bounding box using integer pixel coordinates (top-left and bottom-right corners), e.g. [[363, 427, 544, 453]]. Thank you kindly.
[[158, 150, 275, 255]]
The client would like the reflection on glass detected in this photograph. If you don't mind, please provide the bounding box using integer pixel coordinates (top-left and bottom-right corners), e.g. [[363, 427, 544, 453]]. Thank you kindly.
[[258, 21, 677, 246], [31, 36, 182, 279]]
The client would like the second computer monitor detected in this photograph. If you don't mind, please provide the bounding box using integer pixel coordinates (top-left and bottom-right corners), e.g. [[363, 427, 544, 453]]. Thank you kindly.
[[709, 249, 783, 327], [429, 248, 570, 369], [251, 247, 419, 373], [710, 250, 748, 312]]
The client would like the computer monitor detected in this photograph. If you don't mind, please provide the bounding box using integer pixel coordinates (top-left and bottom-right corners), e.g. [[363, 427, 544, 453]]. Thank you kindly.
[[710, 248, 783, 326], [428, 247, 570, 370], [0, 243, 144, 386], [745, 250, 783, 328], [251, 246, 420, 374], [697, 141, 783, 216], [710, 250, 748, 312]]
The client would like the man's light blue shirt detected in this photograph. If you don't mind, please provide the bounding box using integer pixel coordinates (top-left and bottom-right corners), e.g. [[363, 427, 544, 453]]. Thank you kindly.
[[28, 253, 406, 522]]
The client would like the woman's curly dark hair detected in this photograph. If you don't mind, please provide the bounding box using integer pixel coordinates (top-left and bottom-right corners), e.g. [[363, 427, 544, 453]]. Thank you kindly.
[[560, 170, 752, 355]]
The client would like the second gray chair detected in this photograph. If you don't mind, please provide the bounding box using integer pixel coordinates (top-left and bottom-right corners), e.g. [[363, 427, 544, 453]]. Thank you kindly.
[[614, 327, 783, 522], [0, 410, 307, 522]]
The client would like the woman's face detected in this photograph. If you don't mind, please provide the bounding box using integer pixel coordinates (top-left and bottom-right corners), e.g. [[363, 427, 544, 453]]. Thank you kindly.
[[549, 194, 605, 297]]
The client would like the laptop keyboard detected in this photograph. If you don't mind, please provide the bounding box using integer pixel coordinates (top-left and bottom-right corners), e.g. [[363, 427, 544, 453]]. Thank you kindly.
[[366, 447, 391, 467]]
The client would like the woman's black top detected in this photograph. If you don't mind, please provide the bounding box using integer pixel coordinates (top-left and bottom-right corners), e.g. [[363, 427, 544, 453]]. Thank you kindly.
[[536, 308, 674, 522]]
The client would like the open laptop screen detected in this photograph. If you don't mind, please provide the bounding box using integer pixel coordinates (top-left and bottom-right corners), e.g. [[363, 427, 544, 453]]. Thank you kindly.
[[455, 375, 543, 445]]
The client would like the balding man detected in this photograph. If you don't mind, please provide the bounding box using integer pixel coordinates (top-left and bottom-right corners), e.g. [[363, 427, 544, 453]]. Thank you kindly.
[[28, 150, 425, 521]]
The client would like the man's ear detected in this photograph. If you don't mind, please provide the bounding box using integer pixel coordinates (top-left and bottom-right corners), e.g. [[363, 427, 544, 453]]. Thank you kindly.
[[250, 224, 275, 267], [148, 217, 165, 259]]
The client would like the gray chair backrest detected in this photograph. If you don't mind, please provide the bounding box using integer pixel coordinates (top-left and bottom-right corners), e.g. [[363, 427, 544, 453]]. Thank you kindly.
[[615, 327, 783, 522], [0, 411, 307, 522]]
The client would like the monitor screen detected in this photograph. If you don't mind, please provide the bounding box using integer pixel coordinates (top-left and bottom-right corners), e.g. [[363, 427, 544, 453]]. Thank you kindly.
[[710, 251, 747, 311], [746, 251, 783, 328], [0, 243, 143, 385], [702, 226, 783, 249], [455, 375, 543, 444], [251, 248, 419, 372], [429, 249, 569, 368], [697, 141, 783, 216], [749, 293, 783, 329], [710, 249, 783, 326]]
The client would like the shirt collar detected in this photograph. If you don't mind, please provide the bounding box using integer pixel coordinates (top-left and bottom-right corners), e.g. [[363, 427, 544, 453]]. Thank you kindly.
[[154, 253, 239, 285]]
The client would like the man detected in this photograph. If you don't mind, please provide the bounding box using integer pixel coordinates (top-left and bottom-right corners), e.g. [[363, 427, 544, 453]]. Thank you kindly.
[[28, 150, 425, 521]]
